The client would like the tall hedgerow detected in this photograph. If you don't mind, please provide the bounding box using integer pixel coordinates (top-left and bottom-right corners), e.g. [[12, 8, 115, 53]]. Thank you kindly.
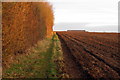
[[2, 2, 54, 67]]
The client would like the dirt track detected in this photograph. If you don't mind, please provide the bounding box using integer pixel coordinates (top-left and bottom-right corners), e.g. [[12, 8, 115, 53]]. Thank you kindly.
[[57, 31, 120, 79]]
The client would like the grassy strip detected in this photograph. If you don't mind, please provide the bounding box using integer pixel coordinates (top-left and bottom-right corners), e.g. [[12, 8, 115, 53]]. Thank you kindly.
[[3, 34, 63, 78]]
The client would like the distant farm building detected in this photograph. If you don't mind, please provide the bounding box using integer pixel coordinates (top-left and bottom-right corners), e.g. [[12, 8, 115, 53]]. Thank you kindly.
[[67, 30, 87, 32]]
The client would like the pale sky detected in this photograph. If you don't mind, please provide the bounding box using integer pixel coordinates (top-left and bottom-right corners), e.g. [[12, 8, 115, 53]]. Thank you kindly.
[[48, 0, 119, 32]]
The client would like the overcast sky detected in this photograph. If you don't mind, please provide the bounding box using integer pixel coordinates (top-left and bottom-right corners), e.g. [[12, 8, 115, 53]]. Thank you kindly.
[[48, 0, 119, 32]]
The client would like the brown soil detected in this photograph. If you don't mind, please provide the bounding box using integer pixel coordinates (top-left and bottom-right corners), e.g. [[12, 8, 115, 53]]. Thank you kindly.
[[57, 31, 120, 79]]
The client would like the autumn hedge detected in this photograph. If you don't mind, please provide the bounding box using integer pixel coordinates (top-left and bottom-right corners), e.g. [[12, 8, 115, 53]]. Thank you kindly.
[[2, 2, 54, 67]]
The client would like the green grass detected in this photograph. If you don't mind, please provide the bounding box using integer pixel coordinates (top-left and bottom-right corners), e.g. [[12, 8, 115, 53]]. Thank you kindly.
[[3, 34, 63, 78]]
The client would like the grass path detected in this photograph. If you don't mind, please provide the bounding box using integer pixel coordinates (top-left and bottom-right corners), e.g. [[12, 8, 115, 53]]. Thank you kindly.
[[3, 34, 63, 78]]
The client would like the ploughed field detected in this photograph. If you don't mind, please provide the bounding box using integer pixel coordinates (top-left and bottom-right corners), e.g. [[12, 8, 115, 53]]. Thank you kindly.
[[57, 31, 120, 78]]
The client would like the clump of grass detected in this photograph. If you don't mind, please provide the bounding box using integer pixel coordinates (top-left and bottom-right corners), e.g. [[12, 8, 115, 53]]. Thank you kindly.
[[52, 34, 70, 78], [3, 34, 64, 78]]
